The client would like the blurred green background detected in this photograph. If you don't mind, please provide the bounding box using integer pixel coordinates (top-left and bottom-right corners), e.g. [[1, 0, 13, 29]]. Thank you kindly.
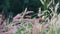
[[0, 0, 60, 17]]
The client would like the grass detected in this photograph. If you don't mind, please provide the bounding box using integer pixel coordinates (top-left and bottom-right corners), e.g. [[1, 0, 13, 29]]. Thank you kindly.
[[2, 0, 60, 34]]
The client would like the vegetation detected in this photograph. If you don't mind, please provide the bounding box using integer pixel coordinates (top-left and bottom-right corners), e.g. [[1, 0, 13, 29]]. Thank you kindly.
[[0, 0, 60, 34]]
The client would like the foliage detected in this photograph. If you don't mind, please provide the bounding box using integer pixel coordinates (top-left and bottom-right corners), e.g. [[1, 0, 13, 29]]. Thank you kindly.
[[0, 0, 60, 34]]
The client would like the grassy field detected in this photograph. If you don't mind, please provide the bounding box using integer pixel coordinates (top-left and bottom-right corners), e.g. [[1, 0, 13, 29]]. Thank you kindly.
[[0, 0, 60, 34]]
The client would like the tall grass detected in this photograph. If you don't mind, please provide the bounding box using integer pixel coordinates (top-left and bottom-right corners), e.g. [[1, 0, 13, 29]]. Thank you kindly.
[[3, 0, 60, 34]]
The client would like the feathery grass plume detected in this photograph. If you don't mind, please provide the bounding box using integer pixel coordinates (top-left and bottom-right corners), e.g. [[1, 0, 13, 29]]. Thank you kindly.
[[40, 0, 44, 5], [22, 8, 27, 18], [52, 0, 55, 5], [45, 14, 60, 34], [47, 0, 52, 8], [19, 8, 27, 23], [38, 8, 42, 17], [13, 14, 21, 19], [55, 2, 59, 12], [25, 11, 34, 14]]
